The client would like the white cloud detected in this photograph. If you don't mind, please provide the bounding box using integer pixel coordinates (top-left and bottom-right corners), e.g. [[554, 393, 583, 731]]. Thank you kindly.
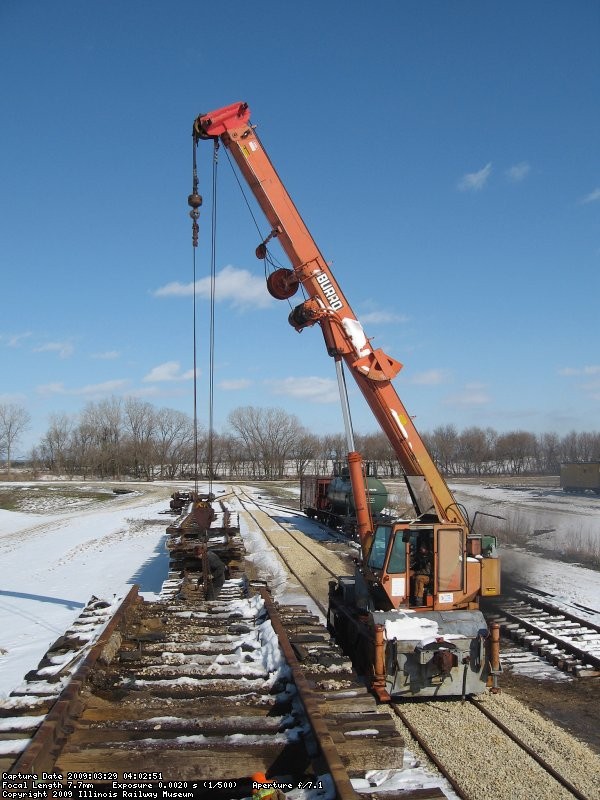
[[143, 361, 195, 382], [91, 350, 120, 360], [559, 365, 600, 400], [409, 369, 450, 386], [266, 376, 339, 404], [219, 379, 252, 391], [36, 379, 130, 397], [0, 332, 33, 348], [76, 379, 130, 395], [36, 382, 66, 395], [0, 391, 28, 403], [458, 163, 492, 192], [444, 382, 490, 406], [580, 187, 600, 204], [125, 386, 162, 398], [360, 310, 409, 325], [506, 162, 530, 182], [153, 265, 272, 309], [33, 341, 74, 359], [558, 365, 600, 376]]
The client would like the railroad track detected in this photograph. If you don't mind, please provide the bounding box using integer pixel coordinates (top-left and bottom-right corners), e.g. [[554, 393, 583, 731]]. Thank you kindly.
[[0, 494, 414, 800], [238, 491, 362, 550], [391, 694, 596, 800], [484, 589, 600, 678], [236, 488, 357, 550], [233, 488, 352, 617], [3, 490, 598, 799]]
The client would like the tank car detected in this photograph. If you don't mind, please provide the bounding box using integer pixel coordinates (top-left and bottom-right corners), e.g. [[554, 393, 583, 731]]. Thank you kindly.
[[301, 462, 388, 536]]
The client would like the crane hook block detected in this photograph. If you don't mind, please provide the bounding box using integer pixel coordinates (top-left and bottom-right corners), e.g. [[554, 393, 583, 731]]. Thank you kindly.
[[188, 193, 203, 209], [266, 268, 300, 300]]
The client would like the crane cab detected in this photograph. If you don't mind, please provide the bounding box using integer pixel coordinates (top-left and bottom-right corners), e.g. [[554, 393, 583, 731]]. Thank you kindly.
[[361, 521, 499, 612], [328, 519, 500, 698]]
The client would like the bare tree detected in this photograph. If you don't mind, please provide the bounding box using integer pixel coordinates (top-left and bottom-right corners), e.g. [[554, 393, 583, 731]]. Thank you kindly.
[[80, 398, 124, 478], [153, 407, 193, 479], [0, 403, 31, 477], [70, 420, 96, 478], [356, 432, 397, 476], [535, 432, 560, 474], [427, 424, 459, 475], [457, 427, 495, 475], [227, 406, 306, 479], [290, 432, 320, 477], [40, 413, 73, 476], [123, 398, 156, 479], [313, 434, 346, 474], [495, 430, 537, 475], [218, 433, 246, 478]]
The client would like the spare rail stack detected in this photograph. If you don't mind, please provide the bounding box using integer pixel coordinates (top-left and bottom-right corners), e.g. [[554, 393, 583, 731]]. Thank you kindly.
[[165, 491, 244, 598]]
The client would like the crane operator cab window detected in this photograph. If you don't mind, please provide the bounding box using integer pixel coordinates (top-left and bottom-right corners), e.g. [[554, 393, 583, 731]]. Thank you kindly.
[[366, 524, 407, 608], [367, 525, 392, 571]]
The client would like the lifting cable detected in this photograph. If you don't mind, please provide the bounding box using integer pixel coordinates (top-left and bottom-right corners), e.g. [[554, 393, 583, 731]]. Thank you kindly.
[[189, 136, 219, 496], [190, 138, 201, 495], [222, 146, 308, 310], [207, 140, 219, 497]]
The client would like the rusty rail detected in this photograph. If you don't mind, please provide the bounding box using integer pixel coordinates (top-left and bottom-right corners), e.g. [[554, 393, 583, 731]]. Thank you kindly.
[[7, 584, 141, 776], [258, 587, 359, 800], [469, 698, 589, 800], [391, 703, 471, 800]]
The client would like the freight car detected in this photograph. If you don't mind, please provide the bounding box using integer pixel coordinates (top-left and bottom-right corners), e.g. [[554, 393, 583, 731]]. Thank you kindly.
[[301, 461, 389, 535], [560, 461, 600, 494]]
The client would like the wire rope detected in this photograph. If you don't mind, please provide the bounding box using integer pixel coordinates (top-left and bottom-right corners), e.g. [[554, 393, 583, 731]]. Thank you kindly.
[[191, 140, 200, 495], [207, 140, 219, 497], [223, 146, 264, 240], [223, 147, 308, 314]]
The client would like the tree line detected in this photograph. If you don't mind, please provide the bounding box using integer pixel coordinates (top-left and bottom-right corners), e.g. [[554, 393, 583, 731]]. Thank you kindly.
[[1, 398, 599, 480]]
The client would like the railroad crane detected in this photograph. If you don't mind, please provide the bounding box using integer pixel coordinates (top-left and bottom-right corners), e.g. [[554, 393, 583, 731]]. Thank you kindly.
[[191, 102, 501, 698]]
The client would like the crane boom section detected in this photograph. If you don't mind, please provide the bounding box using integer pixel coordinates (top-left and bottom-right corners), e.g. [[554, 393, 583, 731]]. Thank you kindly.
[[194, 103, 464, 526]]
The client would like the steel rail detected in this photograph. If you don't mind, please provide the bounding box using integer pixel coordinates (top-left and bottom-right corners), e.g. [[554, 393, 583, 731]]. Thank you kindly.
[[498, 605, 600, 671], [258, 587, 359, 800], [469, 698, 589, 800], [249, 494, 361, 548], [7, 584, 141, 777], [513, 591, 600, 632], [390, 703, 471, 800], [238, 499, 334, 616], [236, 489, 342, 580]]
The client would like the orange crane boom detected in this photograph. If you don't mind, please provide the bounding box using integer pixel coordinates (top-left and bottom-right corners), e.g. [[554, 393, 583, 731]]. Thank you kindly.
[[193, 102, 463, 529]]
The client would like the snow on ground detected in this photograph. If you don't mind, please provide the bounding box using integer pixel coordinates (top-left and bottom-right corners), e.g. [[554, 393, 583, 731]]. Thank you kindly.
[[449, 482, 600, 609], [1, 480, 599, 700], [0, 486, 171, 697], [0, 479, 597, 799], [450, 481, 600, 551]]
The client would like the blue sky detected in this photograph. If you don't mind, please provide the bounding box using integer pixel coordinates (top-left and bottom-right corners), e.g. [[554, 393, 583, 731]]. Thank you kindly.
[[2, 0, 599, 455]]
